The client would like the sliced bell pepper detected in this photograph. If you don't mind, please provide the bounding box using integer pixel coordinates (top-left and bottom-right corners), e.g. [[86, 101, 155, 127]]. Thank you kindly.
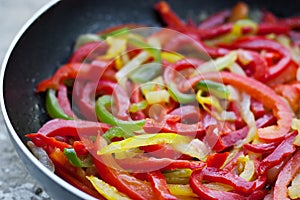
[[102, 126, 134, 142], [37, 118, 111, 138], [95, 95, 145, 132], [115, 157, 205, 172], [181, 71, 292, 142], [196, 80, 230, 99], [36, 62, 109, 92], [206, 152, 230, 169], [129, 63, 162, 83], [97, 133, 190, 155], [274, 150, 300, 200], [57, 84, 76, 118], [200, 167, 256, 195], [68, 41, 108, 63], [26, 133, 71, 154], [243, 142, 277, 154], [87, 176, 131, 200], [190, 169, 246, 200], [258, 131, 297, 175], [63, 148, 93, 168], [147, 171, 177, 200], [45, 89, 73, 120], [198, 10, 230, 29]]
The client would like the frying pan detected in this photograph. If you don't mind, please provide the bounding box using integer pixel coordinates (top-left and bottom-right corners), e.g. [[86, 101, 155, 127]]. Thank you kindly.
[[1, 0, 300, 199]]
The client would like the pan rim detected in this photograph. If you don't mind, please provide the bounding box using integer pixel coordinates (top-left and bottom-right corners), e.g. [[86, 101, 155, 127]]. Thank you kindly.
[[0, 0, 97, 199]]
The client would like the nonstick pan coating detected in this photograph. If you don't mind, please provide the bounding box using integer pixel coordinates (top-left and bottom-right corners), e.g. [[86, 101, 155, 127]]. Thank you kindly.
[[1, 0, 300, 199]]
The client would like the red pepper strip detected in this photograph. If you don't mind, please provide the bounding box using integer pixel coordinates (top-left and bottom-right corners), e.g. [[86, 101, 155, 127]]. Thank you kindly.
[[278, 17, 300, 29], [237, 50, 269, 81], [201, 167, 256, 195], [164, 58, 203, 85], [73, 141, 89, 156], [243, 142, 277, 154], [258, 131, 297, 175], [26, 133, 71, 154], [190, 169, 246, 200], [230, 37, 291, 82], [267, 60, 298, 87], [154, 1, 190, 33], [76, 80, 130, 120], [37, 118, 111, 138], [261, 10, 277, 23], [115, 157, 205, 172], [227, 101, 245, 129], [206, 152, 229, 169], [181, 72, 292, 142], [143, 118, 205, 138], [257, 23, 290, 35], [129, 83, 146, 120], [198, 10, 230, 29], [147, 171, 177, 200], [36, 62, 109, 92], [57, 84, 76, 118], [93, 156, 155, 200], [250, 99, 265, 119], [68, 41, 108, 63], [274, 150, 300, 200]]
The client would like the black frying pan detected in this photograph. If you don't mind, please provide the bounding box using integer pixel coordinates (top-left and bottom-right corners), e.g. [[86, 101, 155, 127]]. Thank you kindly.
[[1, 0, 300, 199]]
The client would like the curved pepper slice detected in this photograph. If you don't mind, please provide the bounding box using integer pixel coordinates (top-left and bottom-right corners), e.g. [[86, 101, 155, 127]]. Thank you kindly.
[[57, 84, 76, 118], [274, 150, 300, 200], [37, 118, 111, 138], [258, 131, 297, 175], [181, 71, 292, 142], [95, 95, 145, 132], [36, 62, 108, 92], [147, 171, 177, 200], [45, 89, 73, 120], [190, 169, 246, 200], [115, 156, 205, 172]]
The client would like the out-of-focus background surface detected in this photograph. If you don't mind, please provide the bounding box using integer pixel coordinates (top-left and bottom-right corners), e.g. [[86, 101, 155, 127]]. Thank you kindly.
[[0, 0, 52, 199]]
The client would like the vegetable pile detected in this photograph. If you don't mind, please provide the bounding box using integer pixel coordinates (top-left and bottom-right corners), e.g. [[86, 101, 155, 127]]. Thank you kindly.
[[27, 1, 300, 199]]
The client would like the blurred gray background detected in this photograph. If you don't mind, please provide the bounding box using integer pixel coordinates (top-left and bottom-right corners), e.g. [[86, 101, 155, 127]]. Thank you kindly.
[[0, 0, 52, 199]]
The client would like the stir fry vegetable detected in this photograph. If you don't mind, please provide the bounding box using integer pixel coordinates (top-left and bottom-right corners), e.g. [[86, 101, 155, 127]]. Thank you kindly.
[[27, 1, 300, 199]]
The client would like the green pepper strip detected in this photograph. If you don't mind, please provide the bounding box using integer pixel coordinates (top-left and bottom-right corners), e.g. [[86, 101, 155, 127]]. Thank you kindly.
[[129, 100, 148, 113], [63, 148, 93, 167], [129, 63, 162, 83], [100, 27, 129, 39], [128, 36, 162, 62], [95, 95, 145, 132], [168, 82, 196, 104], [196, 80, 230, 99], [102, 127, 134, 142], [45, 89, 72, 120]]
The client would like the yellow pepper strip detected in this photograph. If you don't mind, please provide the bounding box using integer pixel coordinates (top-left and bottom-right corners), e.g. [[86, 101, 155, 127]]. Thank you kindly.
[[97, 133, 191, 155], [101, 36, 127, 60], [204, 182, 234, 192], [196, 90, 223, 113], [164, 169, 193, 184], [167, 184, 198, 197], [237, 155, 255, 181], [291, 118, 300, 146], [161, 51, 184, 63], [145, 89, 170, 104], [288, 171, 300, 199], [87, 176, 131, 200]]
